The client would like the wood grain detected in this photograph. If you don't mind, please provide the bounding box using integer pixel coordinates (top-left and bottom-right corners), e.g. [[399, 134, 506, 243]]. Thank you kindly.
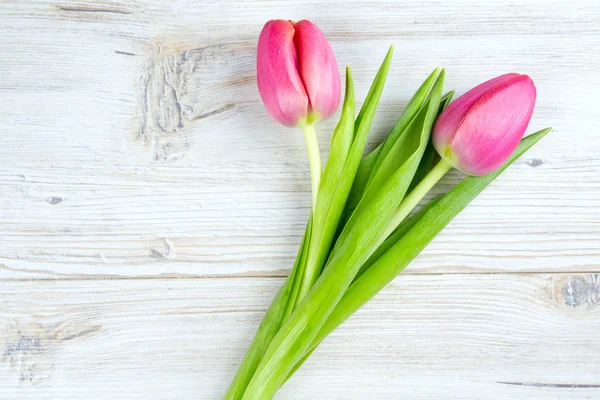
[[1, 0, 599, 398], [0, 0, 599, 278], [1, 161, 598, 279], [1, 275, 599, 399]]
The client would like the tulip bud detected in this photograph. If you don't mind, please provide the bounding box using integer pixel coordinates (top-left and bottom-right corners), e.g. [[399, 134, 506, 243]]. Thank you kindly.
[[256, 19, 341, 127], [432, 73, 537, 176]]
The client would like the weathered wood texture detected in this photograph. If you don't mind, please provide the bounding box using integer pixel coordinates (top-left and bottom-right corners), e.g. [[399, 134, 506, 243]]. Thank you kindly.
[[0, 0, 599, 398], [1, 275, 599, 399], [1, 0, 599, 279]]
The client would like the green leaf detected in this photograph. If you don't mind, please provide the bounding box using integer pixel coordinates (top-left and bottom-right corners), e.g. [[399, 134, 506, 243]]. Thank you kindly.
[[294, 47, 395, 303], [354, 197, 440, 281], [345, 145, 381, 215], [291, 66, 356, 308], [228, 47, 393, 399], [282, 197, 439, 385], [356, 70, 445, 213], [440, 90, 455, 111], [408, 140, 436, 193], [407, 90, 453, 193], [242, 60, 445, 400], [327, 67, 356, 164], [365, 69, 442, 188], [223, 218, 311, 400], [334, 143, 381, 240], [281, 218, 313, 322], [293, 128, 552, 368], [344, 69, 443, 218], [354, 45, 395, 131]]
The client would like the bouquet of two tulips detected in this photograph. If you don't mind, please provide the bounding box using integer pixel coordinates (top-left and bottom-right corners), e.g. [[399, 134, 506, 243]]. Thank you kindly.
[[226, 20, 550, 399]]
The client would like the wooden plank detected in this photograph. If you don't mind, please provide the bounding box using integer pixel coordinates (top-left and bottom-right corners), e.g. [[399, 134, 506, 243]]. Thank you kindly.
[[1, 0, 598, 164], [0, 160, 599, 279], [1, 10, 598, 166], [1, 1, 599, 278], [1, 274, 599, 399]]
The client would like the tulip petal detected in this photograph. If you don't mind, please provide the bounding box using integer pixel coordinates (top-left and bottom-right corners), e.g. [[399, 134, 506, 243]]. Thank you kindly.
[[452, 75, 537, 175], [293, 20, 341, 122], [257, 20, 309, 127], [433, 73, 519, 149]]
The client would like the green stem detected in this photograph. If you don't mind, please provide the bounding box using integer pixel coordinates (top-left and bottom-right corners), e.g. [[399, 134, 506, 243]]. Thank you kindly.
[[301, 124, 321, 209], [382, 158, 453, 239]]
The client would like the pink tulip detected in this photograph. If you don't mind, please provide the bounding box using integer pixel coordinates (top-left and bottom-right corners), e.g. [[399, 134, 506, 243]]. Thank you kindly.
[[432, 73, 537, 176], [256, 19, 341, 127]]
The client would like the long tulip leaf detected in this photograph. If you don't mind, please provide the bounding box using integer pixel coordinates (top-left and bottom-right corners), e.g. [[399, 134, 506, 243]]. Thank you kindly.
[[282, 197, 439, 386], [241, 66, 444, 400], [223, 217, 311, 400], [354, 197, 440, 281], [226, 48, 391, 400], [292, 127, 552, 367], [288, 66, 356, 310], [354, 45, 394, 131], [407, 90, 454, 192], [365, 69, 441, 189], [344, 69, 442, 218], [293, 48, 395, 306], [439, 90, 455, 111]]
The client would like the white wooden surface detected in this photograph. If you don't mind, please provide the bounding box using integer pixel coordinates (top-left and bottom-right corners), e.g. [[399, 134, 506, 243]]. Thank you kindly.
[[1, 1, 599, 398]]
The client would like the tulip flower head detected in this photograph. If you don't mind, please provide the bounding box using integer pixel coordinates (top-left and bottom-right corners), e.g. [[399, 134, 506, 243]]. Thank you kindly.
[[432, 73, 537, 176], [256, 19, 341, 127]]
